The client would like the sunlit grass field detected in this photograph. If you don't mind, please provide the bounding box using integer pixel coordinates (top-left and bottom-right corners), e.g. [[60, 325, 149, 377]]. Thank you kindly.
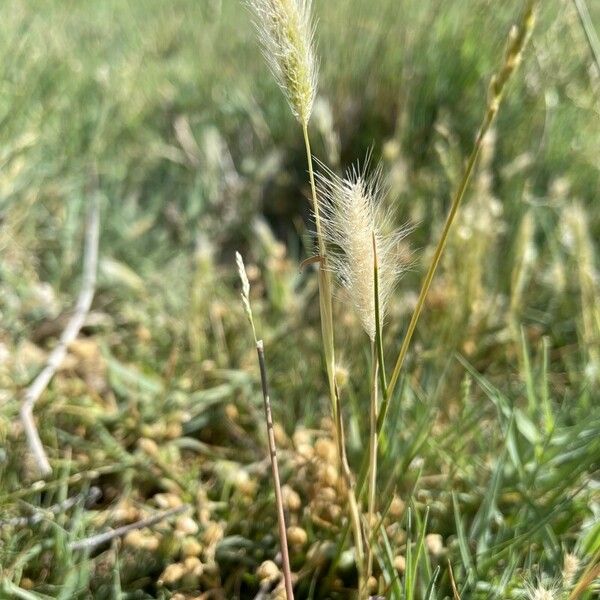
[[1, 0, 599, 598]]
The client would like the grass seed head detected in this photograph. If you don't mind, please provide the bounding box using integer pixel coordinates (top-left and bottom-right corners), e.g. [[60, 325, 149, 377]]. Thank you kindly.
[[562, 552, 580, 587], [281, 484, 302, 512], [159, 562, 186, 586], [317, 161, 412, 340], [124, 530, 161, 552], [257, 559, 280, 583], [176, 515, 199, 535], [526, 583, 559, 600], [425, 533, 444, 557], [247, 0, 317, 124], [181, 537, 203, 558], [394, 555, 406, 572], [287, 525, 308, 546], [388, 495, 405, 518]]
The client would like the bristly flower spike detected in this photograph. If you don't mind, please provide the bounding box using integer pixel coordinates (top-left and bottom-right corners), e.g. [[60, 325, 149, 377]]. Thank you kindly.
[[316, 160, 412, 340], [246, 0, 318, 125], [526, 585, 558, 600]]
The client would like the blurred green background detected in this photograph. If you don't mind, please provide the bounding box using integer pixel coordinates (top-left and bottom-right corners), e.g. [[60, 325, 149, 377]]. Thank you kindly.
[[1, 1, 599, 598]]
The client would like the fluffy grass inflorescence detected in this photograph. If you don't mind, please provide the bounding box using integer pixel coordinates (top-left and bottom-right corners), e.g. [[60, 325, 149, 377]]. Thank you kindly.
[[317, 162, 411, 340], [562, 552, 580, 588], [526, 584, 559, 600], [247, 0, 317, 125]]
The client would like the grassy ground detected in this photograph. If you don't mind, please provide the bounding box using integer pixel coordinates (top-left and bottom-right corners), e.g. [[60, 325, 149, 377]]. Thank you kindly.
[[1, 0, 599, 598]]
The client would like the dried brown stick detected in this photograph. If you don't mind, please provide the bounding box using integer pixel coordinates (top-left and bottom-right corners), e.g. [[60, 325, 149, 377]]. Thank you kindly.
[[256, 340, 295, 600], [69, 505, 188, 552], [237, 252, 294, 599], [20, 195, 100, 477]]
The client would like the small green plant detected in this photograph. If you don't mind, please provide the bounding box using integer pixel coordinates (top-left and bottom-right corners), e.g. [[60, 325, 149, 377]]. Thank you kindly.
[[244, 0, 542, 597]]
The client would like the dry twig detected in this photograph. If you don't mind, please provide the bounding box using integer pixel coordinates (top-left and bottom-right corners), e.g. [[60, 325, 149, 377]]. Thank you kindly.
[[256, 340, 295, 600], [237, 253, 294, 600], [20, 195, 100, 477], [69, 505, 188, 552]]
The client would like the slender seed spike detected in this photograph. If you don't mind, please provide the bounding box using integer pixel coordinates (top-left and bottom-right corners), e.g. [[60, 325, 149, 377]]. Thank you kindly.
[[236, 251, 257, 343], [236, 252, 251, 299], [247, 0, 318, 125]]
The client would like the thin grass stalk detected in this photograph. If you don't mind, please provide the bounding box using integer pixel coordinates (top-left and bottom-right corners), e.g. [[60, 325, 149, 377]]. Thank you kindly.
[[302, 122, 336, 418], [256, 340, 295, 600], [353, 233, 391, 504], [366, 233, 384, 586], [302, 123, 326, 260], [373, 232, 387, 393], [354, 238, 390, 507], [302, 120, 336, 419], [302, 121, 365, 589], [237, 253, 294, 599], [352, 0, 539, 506], [69, 505, 188, 552], [381, 0, 539, 426], [248, 1, 364, 584], [447, 560, 462, 600], [332, 382, 366, 590], [365, 340, 379, 589]]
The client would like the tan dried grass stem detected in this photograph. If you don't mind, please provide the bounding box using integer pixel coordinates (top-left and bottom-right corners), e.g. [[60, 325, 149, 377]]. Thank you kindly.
[[69, 505, 188, 552], [256, 340, 295, 600], [237, 253, 294, 600], [383, 0, 539, 424], [247, 0, 364, 585], [303, 123, 366, 589]]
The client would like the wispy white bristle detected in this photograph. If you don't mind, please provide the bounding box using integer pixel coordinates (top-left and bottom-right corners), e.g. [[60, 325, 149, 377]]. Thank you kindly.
[[562, 552, 579, 588], [247, 0, 318, 124], [316, 161, 411, 340], [527, 586, 558, 600], [524, 578, 561, 600]]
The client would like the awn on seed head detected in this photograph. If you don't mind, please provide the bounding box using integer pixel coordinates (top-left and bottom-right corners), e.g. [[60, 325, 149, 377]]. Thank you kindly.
[[246, 0, 318, 125], [527, 586, 558, 600], [316, 161, 412, 340], [524, 577, 561, 600]]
